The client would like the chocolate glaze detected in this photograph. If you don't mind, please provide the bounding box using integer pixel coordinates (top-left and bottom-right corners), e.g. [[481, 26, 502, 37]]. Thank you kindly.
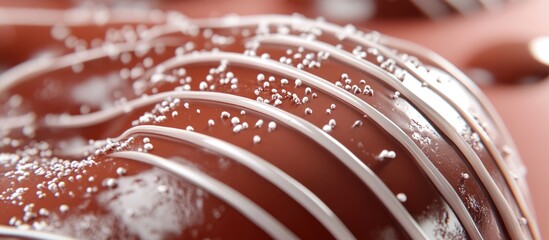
[[0, 10, 540, 240]]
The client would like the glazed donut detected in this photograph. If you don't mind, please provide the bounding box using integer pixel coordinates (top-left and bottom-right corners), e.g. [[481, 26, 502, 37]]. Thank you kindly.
[[0, 10, 540, 240]]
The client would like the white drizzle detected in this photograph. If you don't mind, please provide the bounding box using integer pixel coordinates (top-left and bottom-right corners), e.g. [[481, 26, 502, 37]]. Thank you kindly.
[[109, 125, 355, 239], [0, 13, 537, 239], [109, 151, 298, 240], [46, 90, 428, 239], [0, 37, 184, 94], [319, 19, 535, 237], [202, 14, 532, 239], [381, 35, 540, 240], [0, 225, 74, 240], [190, 18, 535, 228], [252, 33, 524, 239]]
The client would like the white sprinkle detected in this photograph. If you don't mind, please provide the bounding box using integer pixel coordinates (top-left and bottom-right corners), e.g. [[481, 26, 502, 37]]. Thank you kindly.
[[59, 205, 69, 213], [352, 120, 363, 128], [302, 97, 309, 103], [103, 178, 118, 188], [88, 176, 95, 182], [116, 167, 127, 176], [294, 79, 302, 87], [143, 137, 150, 143], [144, 143, 154, 151], [304, 108, 313, 115], [391, 91, 401, 99], [328, 119, 337, 127], [253, 135, 261, 144], [273, 99, 282, 107], [305, 87, 312, 95], [186, 126, 194, 131], [231, 117, 240, 125], [157, 185, 169, 193], [519, 217, 528, 225], [322, 125, 332, 132], [255, 119, 264, 128], [196, 109, 201, 114], [280, 78, 289, 85], [267, 121, 277, 132], [199, 81, 208, 90], [220, 111, 231, 119], [257, 74, 265, 81], [461, 173, 470, 179], [396, 193, 407, 202], [38, 208, 49, 216], [208, 119, 215, 127], [326, 109, 332, 114], [330, 104, 336, 110], [376, 150, 396, 160], [171, 111, 178, 118], [233, 124, 243, 133], [240, 110, 246, 115]]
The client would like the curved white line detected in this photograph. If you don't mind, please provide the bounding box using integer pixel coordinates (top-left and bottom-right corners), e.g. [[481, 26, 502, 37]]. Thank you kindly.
[[250, 35, 483, 239], [293, 17, 536, 238], [112, 125, 355, 239], [0, 13, 535, 238], [252, 34, 524, 239], [0, 8, 163, 26], [192, 14, 534, 237], [0, 37, 184, 93], [381, 35, 540, 239], [109, 151, 298, 240], [47, 90, 428, 239], [0, 225, 75, 240], [215, 15, 534, 239]]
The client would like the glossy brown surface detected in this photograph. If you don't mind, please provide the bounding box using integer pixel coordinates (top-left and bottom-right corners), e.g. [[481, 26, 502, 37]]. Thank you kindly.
[[0, 1, 546, 239]]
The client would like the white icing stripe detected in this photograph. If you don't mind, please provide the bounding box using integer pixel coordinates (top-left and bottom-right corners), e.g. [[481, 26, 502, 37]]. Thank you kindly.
[[163, 14, 525, 237], [0, 225, 74, 240], [229, 15, 535, 239], [381, 36, 540, 239], [46, 90, 428, 239], [0, 8, 161, 26], [333, 24, 537, 240], [113, 125, 355, 239], [0, 13, 535, 238], [252, 34, 525, 239], [109, 151, 298, 240], [247, 36, 482, 239], [385, 49, 538, 239], [0, 37, 184, 94]]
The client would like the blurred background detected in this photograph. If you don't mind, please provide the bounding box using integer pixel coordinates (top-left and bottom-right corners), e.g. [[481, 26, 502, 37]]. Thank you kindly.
[[0, 0, 548, 238]]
